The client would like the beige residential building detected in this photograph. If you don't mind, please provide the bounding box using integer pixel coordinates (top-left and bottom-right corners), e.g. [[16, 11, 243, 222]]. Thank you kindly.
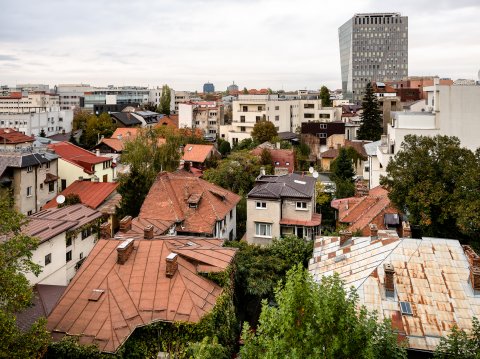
[[246, 173, 321, 245], [178, 101, 224, 137]]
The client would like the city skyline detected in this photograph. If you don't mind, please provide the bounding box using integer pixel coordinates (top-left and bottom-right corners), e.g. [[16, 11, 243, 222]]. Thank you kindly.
[[1, 0, 479, 91]]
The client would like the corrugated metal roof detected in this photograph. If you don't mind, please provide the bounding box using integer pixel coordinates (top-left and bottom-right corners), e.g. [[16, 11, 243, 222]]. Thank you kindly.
[[309, 232, 480, 352]]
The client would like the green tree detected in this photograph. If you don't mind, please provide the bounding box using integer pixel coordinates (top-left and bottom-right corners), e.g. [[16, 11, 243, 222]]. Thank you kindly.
[[434, 317, 480, 359], [242, 87, 249, 94], [251, 120, 278, 144], [295, 141, 311, 171], [0, 191, 50, 358], [84, 112, 116, 148], [58, 193, 81, 208], [380, 135, 480, 240], [260, 148, 273, 166], [357, 82, 383, 141], [68, 131, 78, 146], [186, 336, 229, 359], [331, 147, 355, 199], [240, 265, 407, 359], [218, 140, 231, 157], [39, 128, 46, 137], [319, 85, 332, 107], [72, 109, 91, 131], [233, 138, 256, 151], [159, 84, 171, 115]]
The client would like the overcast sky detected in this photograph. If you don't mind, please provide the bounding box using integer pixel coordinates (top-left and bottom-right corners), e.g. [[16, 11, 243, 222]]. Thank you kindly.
[[0, 0, 479, 91]]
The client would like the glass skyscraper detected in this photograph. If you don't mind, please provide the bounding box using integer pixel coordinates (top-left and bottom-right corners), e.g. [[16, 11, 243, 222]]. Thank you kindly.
[[339, 13, 408, 103]]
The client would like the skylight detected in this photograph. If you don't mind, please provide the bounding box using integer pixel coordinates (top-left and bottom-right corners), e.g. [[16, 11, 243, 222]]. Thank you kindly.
[[294, 180, 306, 185], [400, 301, 413, 315]]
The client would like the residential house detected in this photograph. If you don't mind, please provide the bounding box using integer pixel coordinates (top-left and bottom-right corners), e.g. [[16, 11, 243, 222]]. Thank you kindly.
[[0, 150, 59, 215], [372, 82, 403, 133], [48, 141, 114, 189], [137, 171, 241, 240], [47, 234, 236, 353], [331, 186, 400, 236], [21, 204, 102, 285], [319, 138, 369, 174], [182, 143, 220, 169], [301, 122, 346, 152], [309, 229, 480, 353], [251, 143, 295, 175], [0, 128, 35, 149], [110, 112, 142, 127], [43, 180, 120, 236], [246, 173, 321, 245]]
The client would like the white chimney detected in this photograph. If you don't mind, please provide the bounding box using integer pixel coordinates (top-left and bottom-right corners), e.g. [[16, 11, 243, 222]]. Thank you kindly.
[[260, 167, 266, 176], [96, 149, 100, 157]]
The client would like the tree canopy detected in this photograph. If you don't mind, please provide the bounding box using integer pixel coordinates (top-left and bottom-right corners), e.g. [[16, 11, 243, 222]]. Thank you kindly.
[[240, 265, 408, 359], [320, 85, 332, 107], [331, 147, 355, 199], [84, 112, 117, 148], [380, 135, 480, 241], [434, 317, 480, 359], [159, 84, 171, 115], [251, 120, 278, 144], [0, 191, 51, 357], [357, 82, 383, 141]]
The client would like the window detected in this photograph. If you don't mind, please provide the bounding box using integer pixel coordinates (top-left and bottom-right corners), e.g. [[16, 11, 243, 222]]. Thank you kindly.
[[296, 202, 308, 210], [319, 124, 327, 129], [240, 116, 245, 123], [45, 253, 51, 265], [66, 237, 72, 247], [255, 222, 272, 237], [48, 182, 54, 193], [66, 250, 72, 262], [103, 160, 111, 170], [26, 186, 32, 197], [258, 106, 263, 111], [27, 210, 32, 216], [304, 103, 314, 109], [256, 201, 267, 209], [82, 228, 90, 239], [27, 166, 33, 173], [304, 113, 314, 119], [400, 301, 413, 315], [318, 133, 327, 138], [275, 115, 279, 121], [256, 116, 261, 122], [242, 106, 248, 112], [240, 126, 246, 132], [40, 183, 44, 190], [230, 209, 233, 219], [80, 252, 84, 259], [275, 106, 279, 110]]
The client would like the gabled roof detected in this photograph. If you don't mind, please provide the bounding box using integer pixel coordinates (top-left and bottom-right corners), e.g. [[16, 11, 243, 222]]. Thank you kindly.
[[251, 147, 295, 173], [156, 115, 179, 128], [139, 171, 241, 235], [43, 181, 118, 210], [47, 141, 110, 173], [309, 233, 480, 352], [0, 151, 55, 177], [0, 128, 34, 144], [182, 144, 218, 163], [320, 148, 339, 159], [93, 138, 124, 152], [23, 204, 102, 243], [111, 128, 139, 140], [110, 112, 142, 126], [47, 237, 236, 353], [248, 173, 315, 199]]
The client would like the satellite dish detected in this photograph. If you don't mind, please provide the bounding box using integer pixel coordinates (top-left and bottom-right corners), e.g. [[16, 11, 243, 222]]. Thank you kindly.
[[313, 171, 319, 179], [308, 166, 314, 174], [56, 195, 65, 204]]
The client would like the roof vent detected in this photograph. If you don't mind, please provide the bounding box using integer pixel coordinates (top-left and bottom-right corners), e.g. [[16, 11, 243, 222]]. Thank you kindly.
[[88, 289, 105, 301]]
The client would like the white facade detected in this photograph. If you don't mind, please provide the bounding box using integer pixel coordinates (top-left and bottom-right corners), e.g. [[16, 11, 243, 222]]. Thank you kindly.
[[178, 102, 223, 135], [55, 84, 92, 110], [0, 110, 73, 136], [148, 87, 176, 113]]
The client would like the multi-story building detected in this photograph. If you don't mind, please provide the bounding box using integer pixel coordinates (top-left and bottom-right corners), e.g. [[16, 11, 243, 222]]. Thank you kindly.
[[0, 128, 35, 150], [178, 101, 224, 137], [174, 90, 192, 113], [148, 86, 176, 113], [246, 173, 320, 245], [203, 82, 215, 93], [227, 81, 239, 94], [0, 149, 59, 215], [83, 86, 150, 112], [339, 13, 408, 103], [54, 84, 91, 110]]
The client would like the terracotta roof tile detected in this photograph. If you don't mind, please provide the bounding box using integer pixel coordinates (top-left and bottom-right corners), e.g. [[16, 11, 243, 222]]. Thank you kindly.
[[182, 144, 218, 164], [48, 141, 111, 173], [251, 147, 295, 173], [43, 180, 118, 210], [0, 128, 34, 144], [47, 237, 236, 353]]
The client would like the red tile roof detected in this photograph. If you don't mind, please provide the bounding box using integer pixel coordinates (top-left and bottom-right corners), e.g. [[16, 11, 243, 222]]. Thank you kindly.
[[0, 128, 34, 144], [320, 148, 339, 159], [251, 147, 295, 173], [279, 213, 321, 226], [96, 138, 124, 152], [48, 142, 111, 174], [43, 180, 118, 210], [139, 171, 241, 235], [111, 128, 139, 140], [156, 115, 179, 128], [331, 186, 399, 235], [182, 144, 218, 164], [47, 237, 236, 353]]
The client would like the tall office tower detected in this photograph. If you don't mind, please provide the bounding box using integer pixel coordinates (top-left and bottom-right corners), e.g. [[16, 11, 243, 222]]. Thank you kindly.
[[339, 13, 408, 103]]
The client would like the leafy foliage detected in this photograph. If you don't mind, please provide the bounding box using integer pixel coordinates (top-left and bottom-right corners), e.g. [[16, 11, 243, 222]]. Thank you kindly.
[[47, 336, 105, 359], [58, 193, 81, 208], [84, 112, 117, 148], [218, 140, 231, 156], [295, 141, 311, 171], [331, 147, 355, 199], [260, 148, 273, 166], [240, 265, 408, 359], [0, 191, 50, 358], [320, 85, 332, 107], [357, 82, 383, 141], [434, 317, 480, 359], [380, 135, 480, 240], [251, 120, 278, 144], [39, 128, 46, 137], [233, 138, 257, 151], [186, 337, 230, 359], [72, 109, 91, 131], [159, 84, 171, 115]]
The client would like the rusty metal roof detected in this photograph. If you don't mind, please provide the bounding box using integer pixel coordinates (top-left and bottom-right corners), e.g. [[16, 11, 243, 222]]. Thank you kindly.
[[309, 231, 480, 352]]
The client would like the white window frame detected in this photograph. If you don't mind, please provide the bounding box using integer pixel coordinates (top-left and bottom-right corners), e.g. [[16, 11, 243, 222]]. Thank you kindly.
[[255, 222, 272, 238], [256, 201, 267, 209], [296, 201, 308, 210]]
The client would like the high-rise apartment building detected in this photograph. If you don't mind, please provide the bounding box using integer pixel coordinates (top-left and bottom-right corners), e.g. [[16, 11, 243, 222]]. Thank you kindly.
[[339, 13, 408, 103]]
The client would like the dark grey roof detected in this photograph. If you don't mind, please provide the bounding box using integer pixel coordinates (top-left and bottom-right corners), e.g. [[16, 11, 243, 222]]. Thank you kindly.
[[21, 153, 50, 167], [111, 112, 142, 126], [0, 150, 57, 177], [278, 131, 299, 141], [248, 173, 315, 199]]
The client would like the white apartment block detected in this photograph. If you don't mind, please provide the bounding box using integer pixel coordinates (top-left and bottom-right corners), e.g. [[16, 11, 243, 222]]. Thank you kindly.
[[55, 84, 92, 110], [148, 87, 176, 113], [174, 91, 192, 113], [221, 93, 341, 146], [365, 81, 480, 188]]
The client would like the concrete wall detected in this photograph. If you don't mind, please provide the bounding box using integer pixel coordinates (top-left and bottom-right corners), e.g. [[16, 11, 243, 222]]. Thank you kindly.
[[246, 198, 281, 245], [282, 198, 313, 221]]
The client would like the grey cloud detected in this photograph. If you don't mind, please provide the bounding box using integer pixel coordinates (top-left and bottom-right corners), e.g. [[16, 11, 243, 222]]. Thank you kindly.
[[0, 55, 18, 61]]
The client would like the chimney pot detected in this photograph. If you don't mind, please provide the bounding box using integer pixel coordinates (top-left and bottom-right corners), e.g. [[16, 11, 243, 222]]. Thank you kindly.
[[117, 238, 134, 264], [119, 216, 132, 232], [339, 230, 352, 246], [144, 224, 154, 239], [370, 223, 378, 241], [166, 252, 178, 277], [384, 263, 395, 292], [99, 222, 111, 239], [401, 221, 411, 238]]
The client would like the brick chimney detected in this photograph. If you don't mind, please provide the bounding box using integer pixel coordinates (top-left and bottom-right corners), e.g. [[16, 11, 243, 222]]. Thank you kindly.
[[339, 230, 352, 247], [384, 263, 395, 292], [166, 252, 178, 277], [119, 216, 132, 232], [370, 223, 378, 241], [463, 245, 480, 290], [144, 224, 154, 239], [401, 221, 411, 238], [117, 238, 134, 264], [99, 222, 111, 239]]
